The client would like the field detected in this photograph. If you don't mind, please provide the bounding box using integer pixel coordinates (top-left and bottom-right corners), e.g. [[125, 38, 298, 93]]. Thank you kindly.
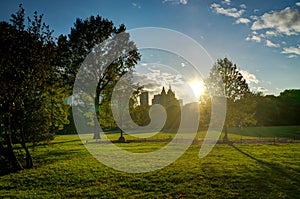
[[0, 127, 300, 198]]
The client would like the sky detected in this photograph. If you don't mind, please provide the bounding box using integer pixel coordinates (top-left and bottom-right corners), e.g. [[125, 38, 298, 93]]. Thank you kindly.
[[1, 0, 300, 102]]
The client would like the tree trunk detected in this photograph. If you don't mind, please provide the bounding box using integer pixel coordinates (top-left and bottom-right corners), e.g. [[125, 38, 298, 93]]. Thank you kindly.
[[93, 81, 101, 140], [20, 131, 33, 169], [1, 137, 23, 171], [223, 126, 229, 143]]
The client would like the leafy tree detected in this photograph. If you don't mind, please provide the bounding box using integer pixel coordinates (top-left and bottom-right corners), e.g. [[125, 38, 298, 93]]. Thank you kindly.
[[59, 16, 140, 139], [207, 58, 256, 142], [278, 89, 300, 125], [254, 94, 280, 126], [0, 5, 69, 171]]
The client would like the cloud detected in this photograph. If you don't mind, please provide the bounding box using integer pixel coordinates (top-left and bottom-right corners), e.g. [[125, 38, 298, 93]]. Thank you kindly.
[[281, 45, 300, 55], [250, 15, 259, 20], [134, 65, 185, 91], [246, 34, 262, 43], [162, 0, 188, 5], [236, 17, 251, 24], [180, 0, 188, 4], [221, 0, 231, 5], [240, 4, 246, 9], [264, 30, 278, 37], [265, 40, 280, 48], [132, 2, 141, 8], [240, 70, 259, 84], [253, 9, 259, 13], [257, 87, 268, 93], [210, 3, 245, 18], [251, 7, 300, 36], [296, 2, 300, 6], [288, 54, 297, 58]]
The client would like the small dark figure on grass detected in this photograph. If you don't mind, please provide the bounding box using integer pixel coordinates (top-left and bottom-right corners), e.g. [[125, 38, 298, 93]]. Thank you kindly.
[[118, 130, 126, 143]]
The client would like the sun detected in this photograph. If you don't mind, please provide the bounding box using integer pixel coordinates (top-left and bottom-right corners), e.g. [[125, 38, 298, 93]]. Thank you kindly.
[[189, 80, 205, 98]]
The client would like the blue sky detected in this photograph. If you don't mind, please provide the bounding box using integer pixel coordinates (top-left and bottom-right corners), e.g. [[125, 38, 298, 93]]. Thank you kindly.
[[1, 0, 300, 97]]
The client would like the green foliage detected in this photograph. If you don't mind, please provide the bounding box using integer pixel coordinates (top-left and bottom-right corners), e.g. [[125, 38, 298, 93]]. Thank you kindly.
[[207, 57, 250, 101], [58, 15, 141, 134], [206, 58, 256, 141], [253, 90, 300, 126], [0, 5, 69, 170], [278, 89, 300, 125]]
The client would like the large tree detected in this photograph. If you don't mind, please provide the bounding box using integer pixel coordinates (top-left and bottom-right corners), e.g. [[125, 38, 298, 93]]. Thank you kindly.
[[0, 5, 69, 171], [206, 58, 256, 142], [58, 16, 140, 139]]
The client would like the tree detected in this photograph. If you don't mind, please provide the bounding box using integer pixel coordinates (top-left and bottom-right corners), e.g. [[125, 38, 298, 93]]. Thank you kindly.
[[0, 5, 69, 171], [278, 89, 300, 125], [254, 94, 280, 126], [207, 58, 256, 142], [59, 16, 140, 139]]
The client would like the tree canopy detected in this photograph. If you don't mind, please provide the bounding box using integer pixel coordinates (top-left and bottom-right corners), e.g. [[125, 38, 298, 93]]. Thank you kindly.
[[0, 5, 69, 171], [206, 58, 256, 142]]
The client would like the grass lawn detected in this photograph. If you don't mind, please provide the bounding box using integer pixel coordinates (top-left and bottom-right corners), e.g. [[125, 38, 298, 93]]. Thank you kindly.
[[0, 130, 300, 198]]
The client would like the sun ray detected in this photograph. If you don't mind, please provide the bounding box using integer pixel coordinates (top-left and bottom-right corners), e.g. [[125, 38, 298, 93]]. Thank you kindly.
[[189, 80, 205, 98]]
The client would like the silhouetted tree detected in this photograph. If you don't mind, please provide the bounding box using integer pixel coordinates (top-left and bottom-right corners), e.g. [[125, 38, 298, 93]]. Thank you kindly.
[[207, 58, 256, 142], [0, 5, 69, 171], [254, 94, 280, 126], [57, 16, 140, 139], [278, 89, 300, 125]]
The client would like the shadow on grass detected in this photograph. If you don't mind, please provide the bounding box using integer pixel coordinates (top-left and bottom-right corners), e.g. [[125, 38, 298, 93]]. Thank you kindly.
[[231, 144, 300, 184], [0, 147, 85, 176]]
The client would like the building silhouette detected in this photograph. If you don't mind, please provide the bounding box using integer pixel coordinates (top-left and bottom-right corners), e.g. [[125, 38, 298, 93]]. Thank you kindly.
[[140, 91, 149, 107], [151, 86, 181, 131], [152, 86, 180, 108]]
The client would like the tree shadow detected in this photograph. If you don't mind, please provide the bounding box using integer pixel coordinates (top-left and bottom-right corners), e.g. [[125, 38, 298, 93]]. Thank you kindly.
[[231, 144, 300, 184]]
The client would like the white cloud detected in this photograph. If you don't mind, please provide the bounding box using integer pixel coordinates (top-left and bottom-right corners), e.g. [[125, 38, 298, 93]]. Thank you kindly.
[[221, 0, 231, 5], [210, 3, 245, 18], [180, 0, 188, 4], [296, 2, 300, 6], [264, 30, 278, 37], [265, 40, 280, 48], [162, 0, 188, 5], [132, 2, 141, 8], [240, 70, 259, 84], [281, 45, 300, 55], [246, 34, 262, 43], [240, 4, 246, 9], [251, 7, 300, 36], [257, 87, 268, 93], [288, 54, 297, 58], [236, 18, 251, 24], [250, 15, 259, 20]]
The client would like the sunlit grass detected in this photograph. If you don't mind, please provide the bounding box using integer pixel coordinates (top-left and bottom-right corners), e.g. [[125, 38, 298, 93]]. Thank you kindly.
[[1, 128, 300, 198]]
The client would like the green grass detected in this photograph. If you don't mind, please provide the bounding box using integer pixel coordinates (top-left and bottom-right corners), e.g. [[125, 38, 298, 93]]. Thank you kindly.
[[83, 125, 300, 143], [0, 130, 300, 198], [229, 126, 300, 138]]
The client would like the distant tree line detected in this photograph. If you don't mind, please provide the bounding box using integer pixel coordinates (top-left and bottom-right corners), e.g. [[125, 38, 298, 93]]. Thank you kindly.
[[254, 90, 300, 126], [199, 58, 300, 142]]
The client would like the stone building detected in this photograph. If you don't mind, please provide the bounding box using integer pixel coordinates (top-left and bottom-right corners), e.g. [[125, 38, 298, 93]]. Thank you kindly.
[[151, 86, 181, 131]]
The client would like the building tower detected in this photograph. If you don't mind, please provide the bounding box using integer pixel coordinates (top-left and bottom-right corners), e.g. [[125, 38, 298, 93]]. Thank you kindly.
[[140, 91, 149, 107]]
